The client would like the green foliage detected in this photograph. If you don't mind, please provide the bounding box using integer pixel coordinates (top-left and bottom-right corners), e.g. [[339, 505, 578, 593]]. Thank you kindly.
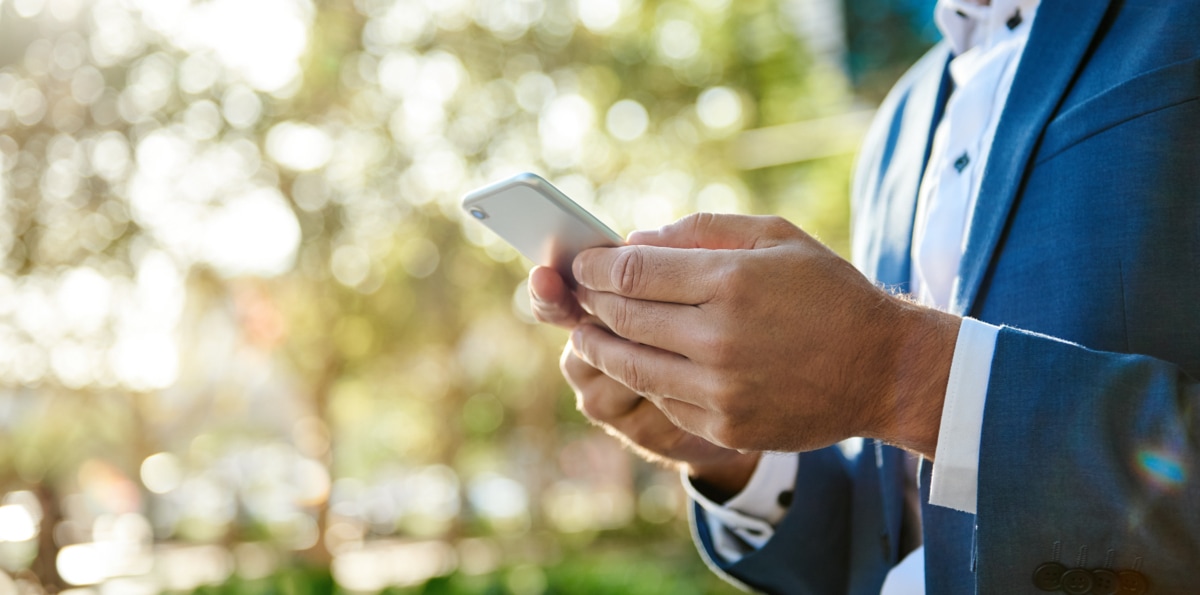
[[189, 566, 335, 595], [190, 542, 739, 595], [0, 0, 905, 590]]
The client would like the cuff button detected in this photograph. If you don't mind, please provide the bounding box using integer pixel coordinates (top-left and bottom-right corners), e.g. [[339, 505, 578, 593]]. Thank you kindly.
[[1033, 562, 1066, 591], [1062, 568, 1095, 595], [1091, 569, 1119, 595], [1117, 570, 1148, 595]]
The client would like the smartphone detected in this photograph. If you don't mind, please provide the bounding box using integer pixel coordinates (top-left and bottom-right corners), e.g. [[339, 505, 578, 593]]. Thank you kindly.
[[461, 172, 623, 284]]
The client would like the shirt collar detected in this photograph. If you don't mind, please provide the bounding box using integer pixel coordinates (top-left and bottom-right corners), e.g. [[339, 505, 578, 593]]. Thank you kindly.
[[935, 0, 1041, 56]]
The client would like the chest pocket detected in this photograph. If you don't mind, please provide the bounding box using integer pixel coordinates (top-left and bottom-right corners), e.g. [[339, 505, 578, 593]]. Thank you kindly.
[[1035, 57, 1200, 165]]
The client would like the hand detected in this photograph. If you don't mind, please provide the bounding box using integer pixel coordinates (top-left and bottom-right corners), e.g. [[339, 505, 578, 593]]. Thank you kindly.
[[529, 265, 760, 498], [569, 213, 961, 457]]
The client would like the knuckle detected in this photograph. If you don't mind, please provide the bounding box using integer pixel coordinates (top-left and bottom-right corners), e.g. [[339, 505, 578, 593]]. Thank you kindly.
[[622, 424, 652, 449], [714, 261, 748, 295], [571, 326, 590, 357], [560, 353, 578, 383], [609, 298, 635, 337], [559, 341, 576, 367], [575, 392, 604, 423], [711, 378, 748, 416], [612, 248, 646, 295], [619, 406, 653, 438], [709, 421, 744, 451], [559, 344, 591, 386], [764, 215, 797, 237], [699, 331, 737, 367], [620, 357, 649, 395], [657, 400, 687, 431], [714, 414, 759, 451], [678, 212, 706, 233]]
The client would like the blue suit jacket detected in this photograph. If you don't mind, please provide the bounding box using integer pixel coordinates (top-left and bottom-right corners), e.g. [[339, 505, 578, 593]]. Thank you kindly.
[[692, 1, 1200, 593]]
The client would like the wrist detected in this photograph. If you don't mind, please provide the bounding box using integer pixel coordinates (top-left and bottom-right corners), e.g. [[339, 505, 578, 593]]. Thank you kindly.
[[869, 301, 961, 458], [686, 451, 762, 503]]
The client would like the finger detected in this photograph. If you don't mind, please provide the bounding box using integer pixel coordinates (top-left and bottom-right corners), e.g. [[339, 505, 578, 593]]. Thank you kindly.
[[573, 371, 643, 426], [560, 341, 604, 384], [572, 245, 723, 304], [570, 324, 709, 407], [628, 213, 801, 250], [563, 343, 688, 446], [563, 342, 652, 424], [575, 286, 706, 359], [652, 397, 713, 445], [562, 342, 728, 462], [529, 266, 587, 328], [563, 343, 703, 437], [565, 340, 713, 449], [610, 396, 709, 452]]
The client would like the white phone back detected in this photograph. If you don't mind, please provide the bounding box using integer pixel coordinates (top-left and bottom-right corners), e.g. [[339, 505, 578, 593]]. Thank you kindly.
[[462, 173, 623, 283]]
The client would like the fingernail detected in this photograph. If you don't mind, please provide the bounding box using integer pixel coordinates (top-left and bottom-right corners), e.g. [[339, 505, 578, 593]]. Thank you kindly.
[[529, 286, 547, 305], [570, 327, 584, 351], [627, 230, 654, 244], [572, 258, 586, 287]]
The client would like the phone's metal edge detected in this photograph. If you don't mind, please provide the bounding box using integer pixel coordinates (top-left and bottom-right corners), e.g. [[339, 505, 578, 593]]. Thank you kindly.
[[460, 171, 544, 206], [461, 172, 624, 246]]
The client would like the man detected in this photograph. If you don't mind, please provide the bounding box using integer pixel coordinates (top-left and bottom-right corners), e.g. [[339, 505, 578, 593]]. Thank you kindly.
[[531, 0, 1200, 592]]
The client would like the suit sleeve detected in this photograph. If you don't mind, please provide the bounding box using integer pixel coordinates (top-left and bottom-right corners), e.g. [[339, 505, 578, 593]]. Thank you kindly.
[[689, 446, 887, 595], [975, 326, 1200, 590]]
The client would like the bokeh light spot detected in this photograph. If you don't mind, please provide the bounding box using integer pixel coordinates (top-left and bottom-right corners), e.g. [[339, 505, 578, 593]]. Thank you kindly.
[[266, 122, 332, 171], [140, 452, 184, 494], [576, 0, 621, 32], [606, 99, 649, 141], [657, 20, 701, 62], [174, 0, 309, 92], [696, 86, 743, 130], [221, 85, 262, 129], [0, 505, 37, 542], [202, 188, 301, 277], [331, 245, 371, 288], [1137, 449, 1185, 488]]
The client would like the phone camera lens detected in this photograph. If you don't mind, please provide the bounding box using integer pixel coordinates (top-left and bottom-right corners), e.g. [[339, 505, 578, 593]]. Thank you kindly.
[[469, 207, 488, 220]]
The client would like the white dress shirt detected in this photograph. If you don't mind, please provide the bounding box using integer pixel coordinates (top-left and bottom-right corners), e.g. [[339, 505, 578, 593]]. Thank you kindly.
[[687, 0, 1042, 591]]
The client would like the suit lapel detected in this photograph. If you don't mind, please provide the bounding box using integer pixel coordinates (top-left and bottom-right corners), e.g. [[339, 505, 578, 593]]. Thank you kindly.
[[856, 44, 953, 291], [861, 45, 955, 560], [951, 0, 1114, 315]]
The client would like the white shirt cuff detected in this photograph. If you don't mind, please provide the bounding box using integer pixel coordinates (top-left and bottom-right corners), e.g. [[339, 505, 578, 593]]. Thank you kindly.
[[881, 546, 926, 595], [928, 317, 1000, 514], [682, 452, 798, 561]]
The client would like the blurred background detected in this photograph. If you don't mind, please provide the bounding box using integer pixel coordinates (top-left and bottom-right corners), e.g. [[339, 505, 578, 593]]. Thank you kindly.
[[0, 0, 936, 592]]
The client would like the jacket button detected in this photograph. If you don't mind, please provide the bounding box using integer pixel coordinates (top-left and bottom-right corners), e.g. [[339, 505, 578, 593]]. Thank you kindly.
[[1033, 562, 1066, 591], [776, 490, 793, 507], [1091, 569, 1119, 595], [1117, 570, 1149, 595], [1062, 568, 1095, 594]]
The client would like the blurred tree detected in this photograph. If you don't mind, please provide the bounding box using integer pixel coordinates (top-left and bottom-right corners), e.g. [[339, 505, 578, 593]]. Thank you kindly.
[[0, 0, 908, 591]]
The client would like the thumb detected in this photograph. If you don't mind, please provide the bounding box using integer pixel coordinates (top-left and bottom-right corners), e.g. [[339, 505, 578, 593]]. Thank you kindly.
[[627, 213, 798, 250]]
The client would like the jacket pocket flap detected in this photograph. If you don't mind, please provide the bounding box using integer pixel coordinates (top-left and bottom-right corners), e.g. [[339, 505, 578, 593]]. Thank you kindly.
[[1037, 57, 1200, 164]]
